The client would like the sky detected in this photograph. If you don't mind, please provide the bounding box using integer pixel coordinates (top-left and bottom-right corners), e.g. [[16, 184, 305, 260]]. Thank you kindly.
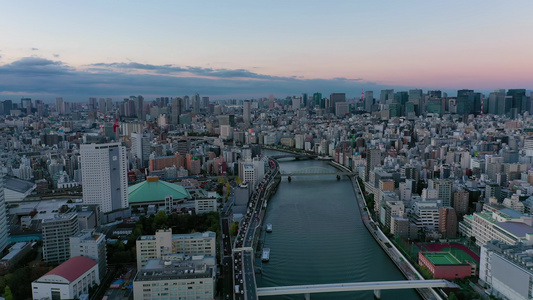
[[1, 1, 533, 101]]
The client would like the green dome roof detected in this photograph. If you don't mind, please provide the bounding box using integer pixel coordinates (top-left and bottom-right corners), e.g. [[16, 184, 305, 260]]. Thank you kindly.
[[128, 177, 191, 204]]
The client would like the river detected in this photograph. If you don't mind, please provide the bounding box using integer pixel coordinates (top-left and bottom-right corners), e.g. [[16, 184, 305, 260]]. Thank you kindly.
[[255, 153, 420, 299]]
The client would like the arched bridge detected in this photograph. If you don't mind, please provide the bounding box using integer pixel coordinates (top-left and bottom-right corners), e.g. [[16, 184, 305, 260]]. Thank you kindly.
[[270, 153, 317, 160], [280, 166, 355, 177]]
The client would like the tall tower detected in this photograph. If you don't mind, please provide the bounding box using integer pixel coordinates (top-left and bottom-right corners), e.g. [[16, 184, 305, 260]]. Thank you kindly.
[[81, 142, 128, 214], [243, 100, 251, 123], [171, 97, 182, 125], [365, 148, 381, 182]]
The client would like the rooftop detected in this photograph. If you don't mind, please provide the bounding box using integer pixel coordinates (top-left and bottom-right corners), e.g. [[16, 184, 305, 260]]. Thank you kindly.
[[38, 256, 97, 283], [496, 222, 533, 238], [4, 175, 36, 193], [128, 178, 191, 204], [135, 256, 215, 281]]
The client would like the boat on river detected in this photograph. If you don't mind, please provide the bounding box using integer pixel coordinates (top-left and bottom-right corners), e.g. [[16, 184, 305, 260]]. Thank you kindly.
[[266, 223, 273, 233], [262, 248, 270, 262]]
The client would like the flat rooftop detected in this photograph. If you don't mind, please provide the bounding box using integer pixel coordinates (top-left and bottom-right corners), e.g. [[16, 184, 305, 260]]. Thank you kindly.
[[136, 256, 215, 281]]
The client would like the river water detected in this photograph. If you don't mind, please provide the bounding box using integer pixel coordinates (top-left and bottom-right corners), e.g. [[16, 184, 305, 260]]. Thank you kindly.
[[256, 154, 420, 299]]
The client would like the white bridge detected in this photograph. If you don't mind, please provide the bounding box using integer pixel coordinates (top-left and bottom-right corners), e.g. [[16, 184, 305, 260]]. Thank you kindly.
[[256, 279, 458, 299]]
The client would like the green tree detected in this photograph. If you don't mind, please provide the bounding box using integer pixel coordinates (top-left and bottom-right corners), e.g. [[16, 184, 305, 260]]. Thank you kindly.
[[153, 210, 169, 230], [230, 222, 239, 236], [3, 286, 13, 300], [448, 292, 458, 300]]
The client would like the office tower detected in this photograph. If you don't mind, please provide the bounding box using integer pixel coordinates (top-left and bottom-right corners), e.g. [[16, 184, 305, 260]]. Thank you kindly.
[[364, 91, 374, 112], [302, 93, 309, 108], [329, 93, 345, 113], [488, 91, 505, 115], [131, 132, 151, 168], [472, 92, 482, 115], [380, 89, 394, 104], [428, 179, 453, 207], [428, 90, 442, 98], [55, 97, 64, 114], [507, 89, 527, 113], [2, 100, 12, 116], [193, 93, 200, 113], [453, 190, 469, 216], [70, 230, 107, 277], [202, 96, 209, 109], [0, 175, 7, 254], [80, 142, 128, 214], [171, 97, 182, 125], [137, 95, 144, 120], [456, 89, 473, 115], [243, 100, 251, 123], [42, 212, 80, 264], [365, 148, 381, 181], [218, 114, 235, 127], [439, 207, 457, 238], [88, 97, 97, 113], [408, 89, 423, 117], [313, 92, 322, 108], [98, 98, 106, 113], [106, 98, 113, 113], [20, 97, 32, 110]]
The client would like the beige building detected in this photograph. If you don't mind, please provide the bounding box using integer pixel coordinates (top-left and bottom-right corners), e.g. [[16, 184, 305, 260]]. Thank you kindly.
[[136, 229, 216, 269]]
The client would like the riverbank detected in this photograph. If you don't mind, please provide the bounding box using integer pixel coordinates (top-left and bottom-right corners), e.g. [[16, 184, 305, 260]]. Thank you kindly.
[[328, 161, 443, 300]]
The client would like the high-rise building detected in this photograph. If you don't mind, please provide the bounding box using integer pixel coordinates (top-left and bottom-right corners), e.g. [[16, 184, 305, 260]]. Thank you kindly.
[[453, 190, 469, 216], [131, 132, 151, 168], [42, 212, 80, 264], [55, 97, 64, 114], [329, 93, 346, 114], [80, 142, 128, 214], [88, 97, 97, 113], [171, 97, 182, 125], [70, 230, 107, 277], [456, 89, 473, 115], [408, 89, 423, 116], [364, 91, 374, 112], [380, 89, 394, 104], [193, 93, 200, 113], [428, 179, 453, 207], [439, 207, 457, 238], [365, 148, 381, 181], [313, 92, 322, 108], [243, 100, 251, 123], [0, 175, 8, 254]]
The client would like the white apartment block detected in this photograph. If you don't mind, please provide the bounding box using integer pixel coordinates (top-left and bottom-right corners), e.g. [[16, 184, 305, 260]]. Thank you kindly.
[[70, 230, 107, 278], [81, 142, 128, 214], [42, 212, 80, 264], [410, 200, 441, 232], [459, 204, 533, 247], [133, 255, 216, 300], [136, 230, 216, 269]]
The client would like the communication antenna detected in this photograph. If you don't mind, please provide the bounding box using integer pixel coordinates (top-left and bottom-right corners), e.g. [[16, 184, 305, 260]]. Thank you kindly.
[[360, 89, 365, 102]]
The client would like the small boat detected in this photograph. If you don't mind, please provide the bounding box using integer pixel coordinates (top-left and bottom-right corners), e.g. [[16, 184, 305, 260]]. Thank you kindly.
[[262, 248, 270, 262], [266, 223, 273, 233]]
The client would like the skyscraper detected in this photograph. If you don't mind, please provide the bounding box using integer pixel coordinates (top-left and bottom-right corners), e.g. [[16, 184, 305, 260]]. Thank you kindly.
[[364, 91, 374, 112], [380, 89, 394, 104], [81, 142, 128, 214], [131, 132, 151, 168], [243, 100, 251, 123], [313, 92, 322, 108], [329, 93, 346, 114], [171, 97, 182, 125]]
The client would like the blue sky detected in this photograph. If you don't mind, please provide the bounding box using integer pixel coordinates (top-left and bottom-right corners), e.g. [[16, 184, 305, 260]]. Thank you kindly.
[[1, 1, 532, 101]]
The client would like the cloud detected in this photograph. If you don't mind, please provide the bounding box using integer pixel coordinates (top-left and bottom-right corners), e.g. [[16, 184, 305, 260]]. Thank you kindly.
[[31, 48, 39, 51], [0, 57, 400, 100]]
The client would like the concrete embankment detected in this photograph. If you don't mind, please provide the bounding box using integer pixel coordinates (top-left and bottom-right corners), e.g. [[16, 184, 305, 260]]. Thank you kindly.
[[329, 161, 443, 300]]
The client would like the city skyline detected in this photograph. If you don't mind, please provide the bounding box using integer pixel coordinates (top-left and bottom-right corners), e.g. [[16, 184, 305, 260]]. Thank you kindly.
[[1, 1, 533, 100]]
